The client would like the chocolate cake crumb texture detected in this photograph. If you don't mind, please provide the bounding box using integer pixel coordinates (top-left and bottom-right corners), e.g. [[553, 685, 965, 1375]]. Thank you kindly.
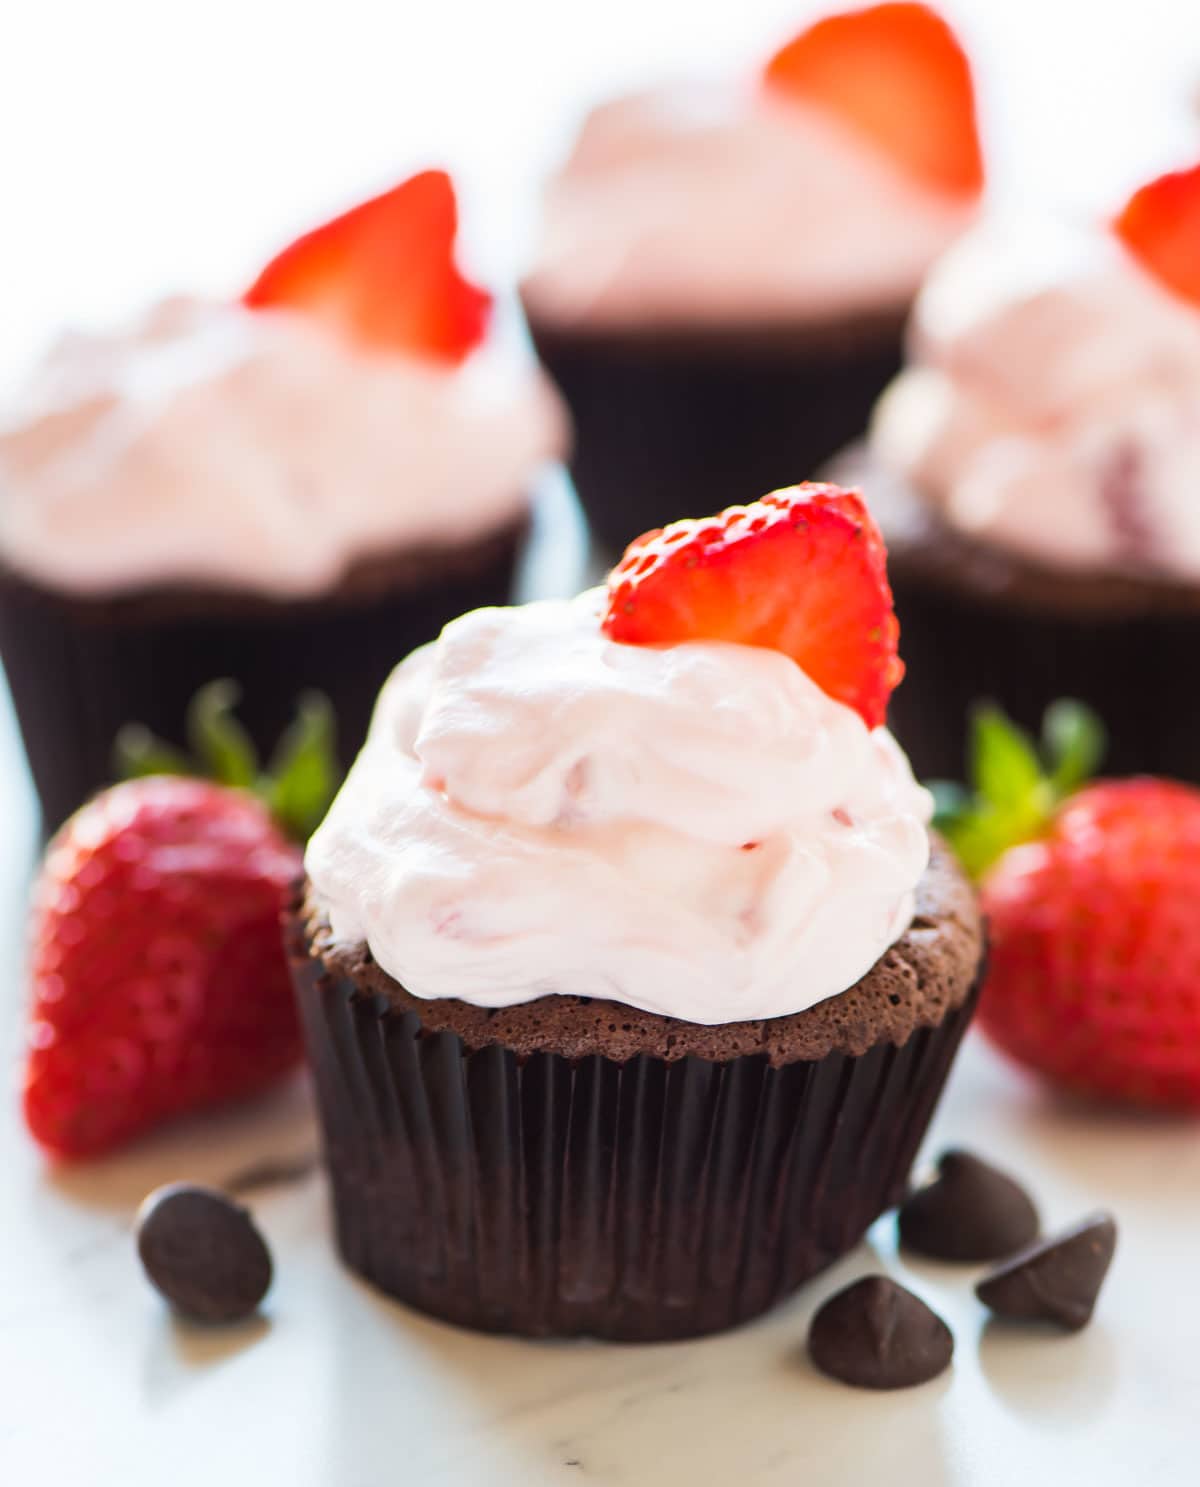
[[302, 833, 981, 1068]]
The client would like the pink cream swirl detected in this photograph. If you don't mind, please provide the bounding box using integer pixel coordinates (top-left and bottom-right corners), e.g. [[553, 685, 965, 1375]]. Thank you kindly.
[[305, 590, 932, 1024]]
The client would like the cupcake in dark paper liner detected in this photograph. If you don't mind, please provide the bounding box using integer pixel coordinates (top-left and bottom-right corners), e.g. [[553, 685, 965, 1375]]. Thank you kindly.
[[521, 2, 983, 556], [292, 482, 983, 1341], [835, 162, 1200, 781], [0, 170, 567, 831]]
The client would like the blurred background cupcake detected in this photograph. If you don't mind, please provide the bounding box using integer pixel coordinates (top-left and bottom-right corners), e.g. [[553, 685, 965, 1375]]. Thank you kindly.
[[839, 162, 1200, 781], [521, 2, 984, 556], [0, 170, 568, 831]]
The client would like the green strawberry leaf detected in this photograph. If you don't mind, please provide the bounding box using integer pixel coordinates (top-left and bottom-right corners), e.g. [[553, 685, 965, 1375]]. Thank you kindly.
[[261, 691, 339, 843], [1042, 699, 1106, 798], [112, 725, 191, 781], [971, 704, 1044, 813], [930, 699, 1106, 881], [937, 807, 1020, 881], [187, 679, 259, 789], [929, 779, 969, 824], [113, 681, 342, 843]]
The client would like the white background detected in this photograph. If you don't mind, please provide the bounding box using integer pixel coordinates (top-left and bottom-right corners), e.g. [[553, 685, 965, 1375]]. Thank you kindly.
[[2, 2, 1200, 1482], [2, 0, 1198, 377]]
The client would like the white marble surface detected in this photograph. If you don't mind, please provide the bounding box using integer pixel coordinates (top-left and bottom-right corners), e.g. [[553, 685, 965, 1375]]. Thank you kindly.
[[4, 956, 1200, 1485], [3, 2, 1200, 1481], [1, 480, 1198, 1479], [1, 485, 1195, 1486]]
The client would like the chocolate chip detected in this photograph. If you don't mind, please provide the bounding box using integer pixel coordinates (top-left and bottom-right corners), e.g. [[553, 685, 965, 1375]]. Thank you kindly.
[[808, 1276, 953, 1390], [899, 1148, 1040, 1262], [136, 1183, 272, 1324], [975, 1212, 1117, 1331]]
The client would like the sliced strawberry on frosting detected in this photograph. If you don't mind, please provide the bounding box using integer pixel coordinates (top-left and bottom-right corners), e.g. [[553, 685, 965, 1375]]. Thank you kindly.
[[763, 3, 983, 199], [244, 170, 492, 364], [1114, 162, 1200, 310], [603, 483, 903, 729]]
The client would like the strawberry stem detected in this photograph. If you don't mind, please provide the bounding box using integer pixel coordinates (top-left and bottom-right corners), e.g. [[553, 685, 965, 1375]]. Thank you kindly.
[[112, 680, 341, 843], [112, 727, 191, 781], [188, 680, 259, 789], [262, 692, 339, 843], [932, 700, 1106, 880]]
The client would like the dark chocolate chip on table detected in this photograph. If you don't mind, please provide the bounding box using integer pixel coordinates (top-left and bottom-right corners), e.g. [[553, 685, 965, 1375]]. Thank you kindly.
[[808, 1276, 954, 1390], [899, 1148, 1040, 1262], [136, 1183, 273, 1324], [975, 1211, 1117, 1331]]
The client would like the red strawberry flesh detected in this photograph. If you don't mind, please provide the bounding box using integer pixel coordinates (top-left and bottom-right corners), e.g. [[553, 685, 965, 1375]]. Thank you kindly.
[[603, 483, 903, 729], [244, 169, 491, 364], [764, 2, 983, 199], [980, 777, 1200, 1110], [23, 778, 304, 1159], [1114, 161, 1200, 311]]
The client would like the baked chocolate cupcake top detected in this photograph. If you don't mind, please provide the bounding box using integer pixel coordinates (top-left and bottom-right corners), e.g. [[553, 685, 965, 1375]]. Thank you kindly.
[[869, 164, 1200, 585], [522, 4, 981, 333], [0, 172, 566, 600], [300, 831, 980, 1065], [305, 484, 957, 1032]]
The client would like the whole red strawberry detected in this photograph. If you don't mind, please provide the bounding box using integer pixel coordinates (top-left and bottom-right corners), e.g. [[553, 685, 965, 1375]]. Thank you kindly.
[[23, 683, 338, 1158], [604, 483, 904, 729], [938, 704, 1200, 1109]]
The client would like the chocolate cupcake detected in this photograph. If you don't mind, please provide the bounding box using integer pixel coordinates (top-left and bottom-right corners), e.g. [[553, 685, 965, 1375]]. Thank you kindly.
[[292, 483, 983, 1340], [0, 172, 567, 830], [521, 3, 983, 556], [840, 167, 1200, 781]]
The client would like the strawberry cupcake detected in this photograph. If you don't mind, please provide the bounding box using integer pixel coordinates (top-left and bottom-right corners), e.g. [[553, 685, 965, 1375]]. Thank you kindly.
[[0, 171, 567, 830], [521, 3, 983, 555], [291, 483, 984, 1340], [838, 163, 1200, 780]]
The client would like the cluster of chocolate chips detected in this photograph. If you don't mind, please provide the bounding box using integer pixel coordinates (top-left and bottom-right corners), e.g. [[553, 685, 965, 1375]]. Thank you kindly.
[[134, 1149, 1116, 1382], [808, 1149, 1118, 1390]]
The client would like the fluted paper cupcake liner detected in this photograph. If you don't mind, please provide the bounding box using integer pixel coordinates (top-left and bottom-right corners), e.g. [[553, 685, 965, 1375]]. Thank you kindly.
[[0, 523, 524, 833], [528, 318, 903, 558], [291, 921, 981, 1342]]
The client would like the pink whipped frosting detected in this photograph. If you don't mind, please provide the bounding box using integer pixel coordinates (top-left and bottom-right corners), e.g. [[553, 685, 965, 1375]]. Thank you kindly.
[[305, 590, 932, 1023], [521, 81, 976, 332], [870, 219, 1200, 576], [0, 297, 568, 597]]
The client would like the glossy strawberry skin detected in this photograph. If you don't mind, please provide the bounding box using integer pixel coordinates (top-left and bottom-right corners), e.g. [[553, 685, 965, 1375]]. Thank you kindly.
[[764, 2, 983, 199], [980, 778, 1200, 1109], [1114, 161, 1200, 310], [603, 484, 903, 730], [244, 169, 491, 364], [23, 778, 303, 1159]]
